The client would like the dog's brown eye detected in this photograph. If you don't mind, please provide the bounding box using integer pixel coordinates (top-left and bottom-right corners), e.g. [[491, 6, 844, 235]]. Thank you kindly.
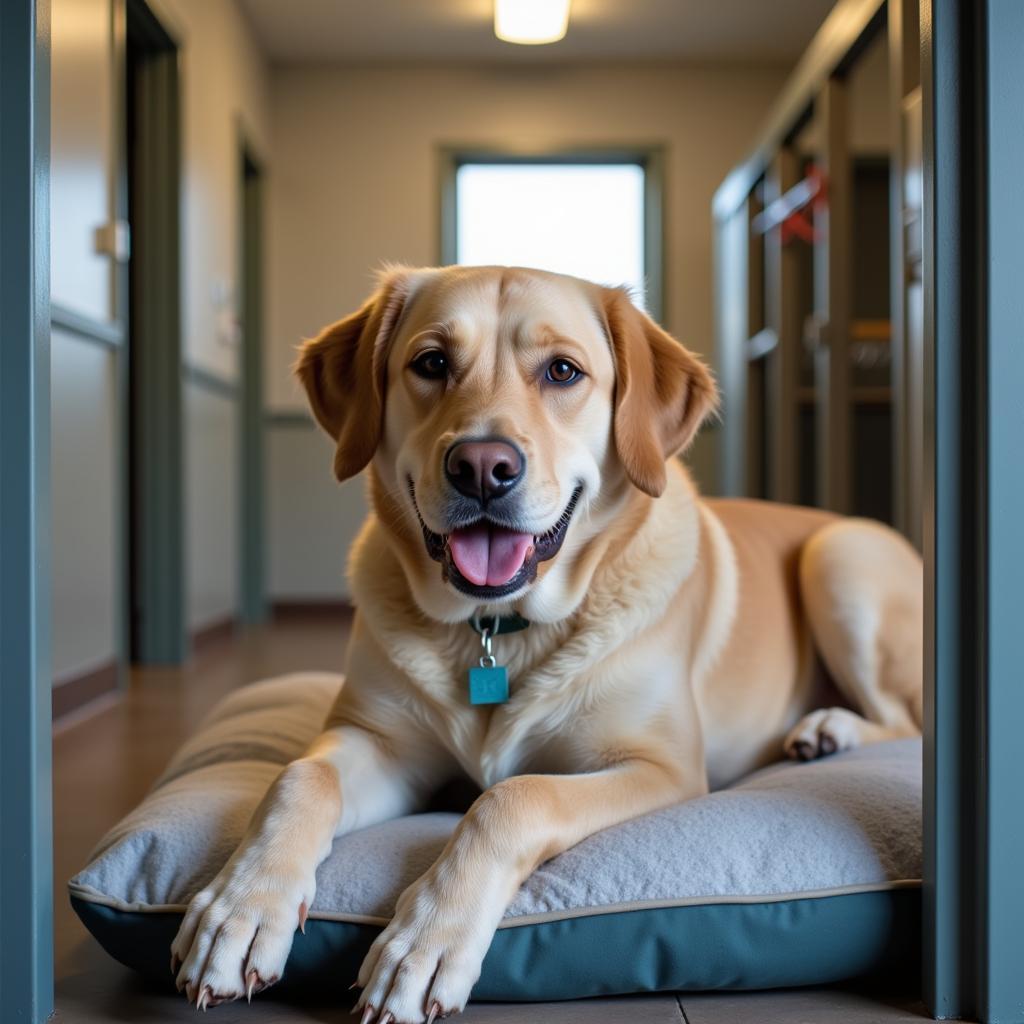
[[546, 358, 582, 385], [410, 350, 448, 380]]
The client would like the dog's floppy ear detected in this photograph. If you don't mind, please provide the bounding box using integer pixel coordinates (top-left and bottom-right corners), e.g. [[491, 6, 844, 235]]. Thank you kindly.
[[295, 269, 413, 481], [602, 287, 718, 498]]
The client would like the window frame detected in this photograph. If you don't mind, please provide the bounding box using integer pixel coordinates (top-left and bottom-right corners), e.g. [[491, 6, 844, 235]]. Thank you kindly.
[[438, 145, 666, 325]]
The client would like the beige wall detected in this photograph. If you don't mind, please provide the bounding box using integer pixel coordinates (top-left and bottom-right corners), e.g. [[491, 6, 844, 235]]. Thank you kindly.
[[266, 424, 368, 600], [51, 331, 119, 683], [50, 0, 118, 684], [154, 0, 271, 382], [151, 0, 271, 629], [265, 62, 790, 493], [51, 0, 115, 323], [186, 385, 240, 629]]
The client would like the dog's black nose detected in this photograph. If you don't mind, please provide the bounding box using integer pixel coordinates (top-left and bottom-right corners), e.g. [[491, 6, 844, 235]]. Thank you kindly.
[[445, 439, 524, 504]]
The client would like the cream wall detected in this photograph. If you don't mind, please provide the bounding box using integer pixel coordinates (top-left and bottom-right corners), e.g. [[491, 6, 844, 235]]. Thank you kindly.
[[50, 0, 118, 684], [263, 61, 789, 599], [51, 0, 115, 323], [186, 385, 240, 629], [266, 424, 368, 600], [153, 0, 271, 630], [267, 63, 788, 416], [51, 331, 119, 684], [155, 0, 271, 381]]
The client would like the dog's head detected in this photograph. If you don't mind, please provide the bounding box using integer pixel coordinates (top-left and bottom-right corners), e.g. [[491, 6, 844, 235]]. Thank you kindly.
[[296, 265, 716, 621]]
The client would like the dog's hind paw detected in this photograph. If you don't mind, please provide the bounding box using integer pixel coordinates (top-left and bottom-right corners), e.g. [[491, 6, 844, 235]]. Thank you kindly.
[[784, 707, 867, 761]]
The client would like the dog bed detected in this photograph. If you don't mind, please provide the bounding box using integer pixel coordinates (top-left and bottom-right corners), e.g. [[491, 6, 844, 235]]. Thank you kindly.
[[69, 672, 922, 1000]]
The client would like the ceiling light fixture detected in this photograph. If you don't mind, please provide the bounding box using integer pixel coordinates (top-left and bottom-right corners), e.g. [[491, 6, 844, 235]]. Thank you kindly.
[[494, 0, 572, 45]]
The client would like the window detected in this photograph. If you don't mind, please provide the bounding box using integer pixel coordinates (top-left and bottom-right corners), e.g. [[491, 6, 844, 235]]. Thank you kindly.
[[443, 152, 661, 318]]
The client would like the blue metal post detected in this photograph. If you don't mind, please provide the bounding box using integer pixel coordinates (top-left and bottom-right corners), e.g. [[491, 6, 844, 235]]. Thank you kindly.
[[923, 0, 1024, 1019], [0, 0, 54, 1020]]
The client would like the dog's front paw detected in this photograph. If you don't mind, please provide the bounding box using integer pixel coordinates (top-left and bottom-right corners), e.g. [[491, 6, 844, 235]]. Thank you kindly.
[[354, 874, 498, 1023], [170, 852, 314, 1008]]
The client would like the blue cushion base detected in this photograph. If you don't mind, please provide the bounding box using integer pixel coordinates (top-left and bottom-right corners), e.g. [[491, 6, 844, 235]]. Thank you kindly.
[[72, 887, 919, 1001]]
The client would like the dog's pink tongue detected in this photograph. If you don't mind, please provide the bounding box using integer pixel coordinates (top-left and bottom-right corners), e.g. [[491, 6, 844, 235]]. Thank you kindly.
[[448, 524, 533, 587]]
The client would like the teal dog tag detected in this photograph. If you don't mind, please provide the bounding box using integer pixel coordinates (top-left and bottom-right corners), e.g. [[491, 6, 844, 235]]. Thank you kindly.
[[469, 665, 509, 705]]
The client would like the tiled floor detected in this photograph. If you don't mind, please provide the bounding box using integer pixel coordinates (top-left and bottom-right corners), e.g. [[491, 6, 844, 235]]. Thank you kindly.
[[53, 616, 929, 1023]]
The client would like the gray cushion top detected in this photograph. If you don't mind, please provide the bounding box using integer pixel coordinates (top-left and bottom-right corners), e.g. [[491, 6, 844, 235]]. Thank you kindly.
[[70, 673, 922, 929]]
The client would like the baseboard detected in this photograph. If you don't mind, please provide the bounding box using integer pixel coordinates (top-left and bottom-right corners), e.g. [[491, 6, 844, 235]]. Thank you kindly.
[[271, 599, 353, 621], [191, 615, 236, 654], [52, 659, 120, 721]]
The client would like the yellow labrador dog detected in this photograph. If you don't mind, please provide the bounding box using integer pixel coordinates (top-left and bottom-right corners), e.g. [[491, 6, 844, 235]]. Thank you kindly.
[[172, 266, 922, 1021]]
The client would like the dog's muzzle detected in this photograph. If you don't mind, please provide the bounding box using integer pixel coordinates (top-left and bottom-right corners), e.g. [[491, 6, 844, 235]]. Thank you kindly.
[[411, 482, 583, 600]]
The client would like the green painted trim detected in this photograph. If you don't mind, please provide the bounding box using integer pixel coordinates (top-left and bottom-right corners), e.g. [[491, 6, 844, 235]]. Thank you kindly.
[[266, 410, 316, 428], [437, 144, 666, 325], [50, 303, 124, 347], [183, 363, 239, 400], [72, 887, 920, 1000], [238, 142, 266, 625], [0, 1, 54, 1019], [127, 0, 185, 664]]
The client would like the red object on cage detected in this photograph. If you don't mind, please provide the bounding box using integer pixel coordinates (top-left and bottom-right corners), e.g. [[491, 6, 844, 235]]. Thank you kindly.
[[779, 165, 827, 245]]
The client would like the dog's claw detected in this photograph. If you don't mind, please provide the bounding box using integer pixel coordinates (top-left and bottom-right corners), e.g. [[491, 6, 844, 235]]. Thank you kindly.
[[298, 899, 309, 934], [426, 1002, 442, 1024], [348, 980, 361, 991], [246, 969, 259, 1003], [380, 1013, 394, 1024], [359, 1005, 376, 1024], [196, 984, 211, 1012]]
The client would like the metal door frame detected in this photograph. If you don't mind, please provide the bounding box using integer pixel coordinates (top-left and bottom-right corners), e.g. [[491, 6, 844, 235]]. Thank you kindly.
[[0, 1, 53, 1019], [922, 1, 1024, 1019]]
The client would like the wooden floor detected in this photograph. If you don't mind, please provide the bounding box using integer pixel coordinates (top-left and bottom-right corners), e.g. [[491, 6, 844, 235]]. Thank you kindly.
[[53, 616, 930, 1023]]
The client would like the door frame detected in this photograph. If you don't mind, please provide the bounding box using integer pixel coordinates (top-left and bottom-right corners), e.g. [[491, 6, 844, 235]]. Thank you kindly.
[[125, 0, 185, 663], [0, 1, 53, 1019], [238, 135, 266, 625], [921, 0, 1024, 1019]]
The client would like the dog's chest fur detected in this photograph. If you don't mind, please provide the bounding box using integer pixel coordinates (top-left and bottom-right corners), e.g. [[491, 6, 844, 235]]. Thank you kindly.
[[348, 468, 731, 789], [363, 573, 709, 788]]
